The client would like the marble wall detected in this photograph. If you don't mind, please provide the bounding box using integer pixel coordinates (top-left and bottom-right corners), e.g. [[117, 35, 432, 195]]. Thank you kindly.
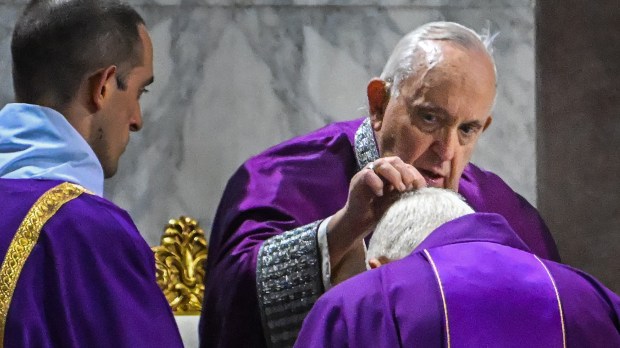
[[0, 0, 537, 245]]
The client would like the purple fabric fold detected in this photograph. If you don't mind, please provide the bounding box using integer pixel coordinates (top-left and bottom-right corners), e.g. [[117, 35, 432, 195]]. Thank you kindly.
[[0, 178, 183, 348], [295, 214, 620, 348], [425, 243, 563, 347]]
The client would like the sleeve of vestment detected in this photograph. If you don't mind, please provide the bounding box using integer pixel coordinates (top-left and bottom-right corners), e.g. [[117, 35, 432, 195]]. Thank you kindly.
[[200, 125, 358, 348]]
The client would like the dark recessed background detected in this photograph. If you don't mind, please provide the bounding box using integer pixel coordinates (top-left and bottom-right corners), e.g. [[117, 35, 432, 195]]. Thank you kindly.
[[537, 0, 620, 292]]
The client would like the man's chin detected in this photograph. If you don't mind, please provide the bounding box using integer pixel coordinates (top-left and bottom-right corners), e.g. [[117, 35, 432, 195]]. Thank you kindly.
[[103, 169, 117, 179], [102, 163, 119, 179]]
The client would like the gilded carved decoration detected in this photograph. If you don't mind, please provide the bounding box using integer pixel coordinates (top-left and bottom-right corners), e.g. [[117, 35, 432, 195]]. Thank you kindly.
[[152, 216, 207, 314]]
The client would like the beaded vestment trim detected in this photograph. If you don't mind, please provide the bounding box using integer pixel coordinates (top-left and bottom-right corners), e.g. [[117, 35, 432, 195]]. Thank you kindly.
[[257, 222, 322, 348], [354, 117, 380, 170], [256, 119, 379, 347]]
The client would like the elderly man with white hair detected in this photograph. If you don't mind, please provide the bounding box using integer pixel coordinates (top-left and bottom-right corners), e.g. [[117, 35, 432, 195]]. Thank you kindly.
[[366, 187, 474, 267], [201, 21, 560, 348], [295, 188, 620, 347]]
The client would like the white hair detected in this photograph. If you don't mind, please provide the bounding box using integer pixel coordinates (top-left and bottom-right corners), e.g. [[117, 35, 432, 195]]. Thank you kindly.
[[367, 188, 475, 262], [380, 21, 498, 98]]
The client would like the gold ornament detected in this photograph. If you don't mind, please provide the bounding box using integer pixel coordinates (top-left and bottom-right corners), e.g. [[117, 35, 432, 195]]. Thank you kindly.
[[152, 216, 207, 314]]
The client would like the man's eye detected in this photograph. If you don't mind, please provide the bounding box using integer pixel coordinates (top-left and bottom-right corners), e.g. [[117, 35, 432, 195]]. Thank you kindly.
[[460, 124, 478, 136], [421, 113, 436, 123], [139, 88, 149, 99]]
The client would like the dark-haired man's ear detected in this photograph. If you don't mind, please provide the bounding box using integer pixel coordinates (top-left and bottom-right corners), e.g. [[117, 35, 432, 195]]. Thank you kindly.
[[367, 78, 389, 131], [89, 65, 117, 112]]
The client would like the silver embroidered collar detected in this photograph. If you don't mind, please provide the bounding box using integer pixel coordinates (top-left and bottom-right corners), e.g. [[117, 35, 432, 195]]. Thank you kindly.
[[354, 117, 380, 171]]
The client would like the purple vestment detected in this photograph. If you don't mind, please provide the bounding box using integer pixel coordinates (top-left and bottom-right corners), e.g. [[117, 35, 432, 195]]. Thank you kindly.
[[295, 213, 620, 348], [199, 118, 560, 347], [0, 179, 183, 347]]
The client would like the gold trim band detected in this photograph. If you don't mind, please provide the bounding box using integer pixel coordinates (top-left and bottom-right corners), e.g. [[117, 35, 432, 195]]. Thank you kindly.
[[0, 182, 85, 346], [534, 255, 567, 348], [424, 249, 450, 348]]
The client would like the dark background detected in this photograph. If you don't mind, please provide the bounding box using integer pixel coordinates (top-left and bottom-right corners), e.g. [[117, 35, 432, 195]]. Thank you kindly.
[[537, 0, 620, 292]]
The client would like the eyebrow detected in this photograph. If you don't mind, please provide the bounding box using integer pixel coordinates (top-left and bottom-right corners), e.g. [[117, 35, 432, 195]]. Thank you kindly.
[[408, 101, 453, 121], [415, 103, 450, 117]]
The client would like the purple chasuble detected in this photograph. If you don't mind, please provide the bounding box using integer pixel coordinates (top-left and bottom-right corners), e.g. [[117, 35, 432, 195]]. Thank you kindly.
[[424, 244, 564, 347], [295, 214, 620, 348], [0, 179, 183, 347], [200, 118, 560, 348]]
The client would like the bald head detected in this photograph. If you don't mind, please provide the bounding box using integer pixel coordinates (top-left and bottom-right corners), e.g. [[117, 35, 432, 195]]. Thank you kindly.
[[380, 21, 497, 104]]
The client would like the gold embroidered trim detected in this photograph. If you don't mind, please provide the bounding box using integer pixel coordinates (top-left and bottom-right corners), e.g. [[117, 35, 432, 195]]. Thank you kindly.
[[0, 182, 85, 346], [424, 249, 450, 348], [534, 255, 567, 348]]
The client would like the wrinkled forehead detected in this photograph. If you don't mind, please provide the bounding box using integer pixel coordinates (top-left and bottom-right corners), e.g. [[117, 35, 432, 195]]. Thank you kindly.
[[399, 41, 496, 106], [405, 41, 495, 86]]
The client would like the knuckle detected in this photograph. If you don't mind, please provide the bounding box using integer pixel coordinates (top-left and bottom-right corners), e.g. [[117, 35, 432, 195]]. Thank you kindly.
[[384, 156, 399, 164]]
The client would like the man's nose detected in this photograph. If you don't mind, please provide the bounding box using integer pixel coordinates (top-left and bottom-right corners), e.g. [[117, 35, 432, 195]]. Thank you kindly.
[[433, 129, 458, 162], [130, 110, 143, 132]]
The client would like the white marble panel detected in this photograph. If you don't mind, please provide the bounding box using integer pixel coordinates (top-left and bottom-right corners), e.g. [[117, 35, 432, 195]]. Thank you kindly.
[[0, 2, 537, 246], [0, 5, 19, 104], [175, 315, 200, 348], [0, 1, 533, 10], [71, 0, 534, 7]]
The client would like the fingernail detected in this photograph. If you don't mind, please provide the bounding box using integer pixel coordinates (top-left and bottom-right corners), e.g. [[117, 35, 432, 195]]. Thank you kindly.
[[376, 188, 383, 197], [399, 183, 406, 191]]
